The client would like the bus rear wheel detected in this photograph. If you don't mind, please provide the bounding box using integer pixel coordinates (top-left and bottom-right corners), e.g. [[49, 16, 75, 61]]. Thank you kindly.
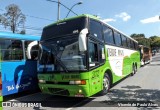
[[101, 73, 111, 95], [131, 64, 136, 76]]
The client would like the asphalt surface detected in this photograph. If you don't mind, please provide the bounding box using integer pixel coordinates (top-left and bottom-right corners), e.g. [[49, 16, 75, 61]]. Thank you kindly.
[[3, 53, 160, 110]]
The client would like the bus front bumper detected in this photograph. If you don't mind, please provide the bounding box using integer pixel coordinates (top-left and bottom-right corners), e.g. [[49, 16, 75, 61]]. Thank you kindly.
[[38, 83, 90, 97]]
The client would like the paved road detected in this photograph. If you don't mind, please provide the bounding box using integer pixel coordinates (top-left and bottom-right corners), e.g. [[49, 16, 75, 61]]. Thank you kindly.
[[4, 53, 160, 110]]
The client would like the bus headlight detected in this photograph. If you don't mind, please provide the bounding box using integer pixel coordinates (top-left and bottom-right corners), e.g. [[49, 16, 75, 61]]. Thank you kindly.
[[39, 79, 46, 83], [69, 80, 86, 85], [79, 89, 82, 93]]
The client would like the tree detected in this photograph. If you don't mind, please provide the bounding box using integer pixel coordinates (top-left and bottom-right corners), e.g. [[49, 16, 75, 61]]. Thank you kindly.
[[19, 29, 25, 34], [0, 4, 26, 33], [149, 36, 160, 48], [149, 36, 158, 41], [137, 38, 150, 47], [130, 33, 150, 47], [130, 33, 145, 39]]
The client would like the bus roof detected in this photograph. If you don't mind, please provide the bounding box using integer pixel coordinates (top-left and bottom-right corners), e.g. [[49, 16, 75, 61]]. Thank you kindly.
[[44, 14, 137, 43], [0, 31, 40, 41], [44, 14, 98, 28]]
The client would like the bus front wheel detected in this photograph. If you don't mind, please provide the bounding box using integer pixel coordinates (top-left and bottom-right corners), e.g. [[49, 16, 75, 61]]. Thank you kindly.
[[101, 73, 111, 95]]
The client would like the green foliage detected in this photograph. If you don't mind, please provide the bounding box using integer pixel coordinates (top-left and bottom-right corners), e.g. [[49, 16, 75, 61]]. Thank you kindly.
[[131, 33, 145, 39], [138, 38, 151, 47], [130, 33, 150, 47], [150, 36, 160, 48], [0, 4, 26, 33], [131, 33, 160, 49]]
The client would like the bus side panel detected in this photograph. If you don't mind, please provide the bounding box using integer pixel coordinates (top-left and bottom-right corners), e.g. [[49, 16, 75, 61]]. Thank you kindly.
[[106, 45, 140, 84], [123, 56, 131, 76], [1, 61, 39, 96], [130, 52, 141, 69]]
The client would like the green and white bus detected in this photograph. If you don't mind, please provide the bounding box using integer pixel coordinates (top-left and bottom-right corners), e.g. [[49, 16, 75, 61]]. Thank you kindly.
[[37, 14, 140, 97]]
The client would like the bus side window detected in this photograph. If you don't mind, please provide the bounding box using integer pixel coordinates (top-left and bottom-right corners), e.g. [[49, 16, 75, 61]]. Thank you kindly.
[[0, 39, 10, 60], [121, 35, 127, 47], [130, 40, 134, 49], [11, 40, 23, 60], [135, 43, 138, 50], [114, 31, 122, 46], [2, 39, 23, 61], [127, 38, 131, 48], [133, 42, 138, 50], [103, 26, 114, 45], [89, 19, 103, 41], [88, 41, 98, 67]]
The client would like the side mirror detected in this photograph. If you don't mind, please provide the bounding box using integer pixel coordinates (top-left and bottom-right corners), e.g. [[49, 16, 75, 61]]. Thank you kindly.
[[79, 28, 88, 52], [27, 41, 38, 59]]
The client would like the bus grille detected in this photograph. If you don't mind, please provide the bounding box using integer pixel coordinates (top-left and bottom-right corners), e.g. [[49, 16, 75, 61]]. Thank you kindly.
[[48, 88, 69, 96]]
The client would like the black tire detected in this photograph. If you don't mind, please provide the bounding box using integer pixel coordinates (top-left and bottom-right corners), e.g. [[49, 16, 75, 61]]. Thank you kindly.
[[100, 73, 111, 95], [131, 65, 136, 76], [134, 65, 137, 74]]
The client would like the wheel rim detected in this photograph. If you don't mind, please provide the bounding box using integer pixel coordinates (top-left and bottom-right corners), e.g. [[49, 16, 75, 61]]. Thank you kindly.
[[132, 65, 135, 74], [135, 66, 137, 73], [103, 76, 109, 91]]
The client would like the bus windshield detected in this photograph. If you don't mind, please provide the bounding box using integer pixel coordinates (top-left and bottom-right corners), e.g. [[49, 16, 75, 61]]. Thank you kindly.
[[41, 17, 87, 41], [39, 35, 87, 72]]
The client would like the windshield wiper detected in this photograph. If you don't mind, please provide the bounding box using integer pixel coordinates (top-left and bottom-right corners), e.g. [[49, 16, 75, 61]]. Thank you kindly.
[[51, 48, 68, 73], [41, 43, 68, 73]]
